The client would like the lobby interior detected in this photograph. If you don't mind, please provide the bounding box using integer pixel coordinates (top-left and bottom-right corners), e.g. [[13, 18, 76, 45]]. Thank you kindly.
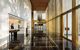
[[0, 0, 80, 50]]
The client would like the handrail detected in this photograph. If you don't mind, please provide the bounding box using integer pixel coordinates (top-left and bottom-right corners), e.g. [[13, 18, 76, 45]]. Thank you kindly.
[[32, 46, 57, 47], [62, 36, 72, 42], [46, 4, 80, 23], [46, 34, 58, 47], [46, 33, 72, 43]]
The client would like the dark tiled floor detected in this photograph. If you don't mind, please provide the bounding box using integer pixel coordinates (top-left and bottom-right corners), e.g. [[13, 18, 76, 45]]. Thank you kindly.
[[7, 34, 72, 50], [8, 34, 24, 50], [31, 33, 58, 50], [55, 38, 72, 50]]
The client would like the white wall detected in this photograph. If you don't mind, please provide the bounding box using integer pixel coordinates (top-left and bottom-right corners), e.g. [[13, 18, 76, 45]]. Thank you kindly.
[[0, 0, 31, 48]]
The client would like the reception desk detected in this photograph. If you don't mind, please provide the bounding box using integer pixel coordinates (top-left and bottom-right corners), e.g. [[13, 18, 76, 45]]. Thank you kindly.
[[9, 29, 20, 41]]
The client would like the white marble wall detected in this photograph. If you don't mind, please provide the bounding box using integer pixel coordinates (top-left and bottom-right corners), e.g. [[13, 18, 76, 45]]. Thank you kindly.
[[0, 0, 31, 47]]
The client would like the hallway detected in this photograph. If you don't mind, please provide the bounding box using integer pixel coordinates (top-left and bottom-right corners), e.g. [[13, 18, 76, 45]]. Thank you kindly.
[[0, 0, 80, 50]]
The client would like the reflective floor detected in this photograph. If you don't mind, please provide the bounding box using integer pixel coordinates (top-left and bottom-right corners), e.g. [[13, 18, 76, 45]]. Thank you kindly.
[[31, 33, 58, 50], [8, 34, 24, 50], [5, 34, 73, 50]]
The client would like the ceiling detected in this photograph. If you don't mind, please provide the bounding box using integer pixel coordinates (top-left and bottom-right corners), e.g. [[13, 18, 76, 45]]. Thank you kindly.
[[30, 0, 49, 11]]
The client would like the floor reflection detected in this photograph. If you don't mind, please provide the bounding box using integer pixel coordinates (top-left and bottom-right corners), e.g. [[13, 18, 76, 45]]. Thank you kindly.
[[8, 34, 24, 50], [7, 34, 73, 50], [31, 33, 58, 50], [55, 37, 72, 50]]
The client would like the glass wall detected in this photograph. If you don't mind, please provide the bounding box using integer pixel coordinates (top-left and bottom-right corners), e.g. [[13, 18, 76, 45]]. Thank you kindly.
[[68, 12, 72, 40], [63, 0, 72, 39], [63, 12, 72, 50], [76, 0, 80, 6], [62, 0, 72, 12], [63, 14, 66, 37], [63, 12, 72, 40], [62, 0, 72, 50]]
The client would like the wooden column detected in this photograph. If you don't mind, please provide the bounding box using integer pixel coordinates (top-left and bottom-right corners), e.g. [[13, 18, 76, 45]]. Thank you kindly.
[[31, 11, 34, 33], [60, 15, 63, 50], [54, 0, 57, 41], [48, 7, 50, 46], [31, 11, 34, 46], [60, 0, 63, 50], [72, 0, 78, 50]]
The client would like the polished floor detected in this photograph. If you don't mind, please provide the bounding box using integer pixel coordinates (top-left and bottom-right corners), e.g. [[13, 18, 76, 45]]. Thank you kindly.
[[8, 34, 24, 50], [31, 33, 58, 50], [6, 33, 73, 50]]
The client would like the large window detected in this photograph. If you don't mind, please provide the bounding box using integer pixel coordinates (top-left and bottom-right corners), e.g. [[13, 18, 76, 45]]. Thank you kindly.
[[68, 12, 72, 40], [62, 0, 72, 40], [62, 0, 72, 12], [63, 12, 72, 40], [63, 12, 72, 50], [76, 0, 80, 6]]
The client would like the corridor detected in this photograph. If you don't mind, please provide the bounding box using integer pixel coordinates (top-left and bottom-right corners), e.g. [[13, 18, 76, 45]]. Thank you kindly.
[[0, 0, 80, 50]]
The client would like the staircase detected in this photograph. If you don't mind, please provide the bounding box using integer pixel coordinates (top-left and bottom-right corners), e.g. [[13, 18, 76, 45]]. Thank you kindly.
[[31, 32, 58, 50]]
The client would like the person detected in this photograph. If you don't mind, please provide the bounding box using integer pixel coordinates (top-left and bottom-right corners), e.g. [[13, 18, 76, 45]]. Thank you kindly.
[[26, 27, 28, 36], [10, 23, 14, 41], [11, 23, 14, 29], [18, 24, 20, 29]]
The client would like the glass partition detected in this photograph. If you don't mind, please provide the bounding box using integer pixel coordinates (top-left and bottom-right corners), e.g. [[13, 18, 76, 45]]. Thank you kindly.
[[63, 14, 66, 37], [63, 12, 72, 40], [62, 0, 72, 12], [76, 0, 80, 6], [68, 12, 72, 40]]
